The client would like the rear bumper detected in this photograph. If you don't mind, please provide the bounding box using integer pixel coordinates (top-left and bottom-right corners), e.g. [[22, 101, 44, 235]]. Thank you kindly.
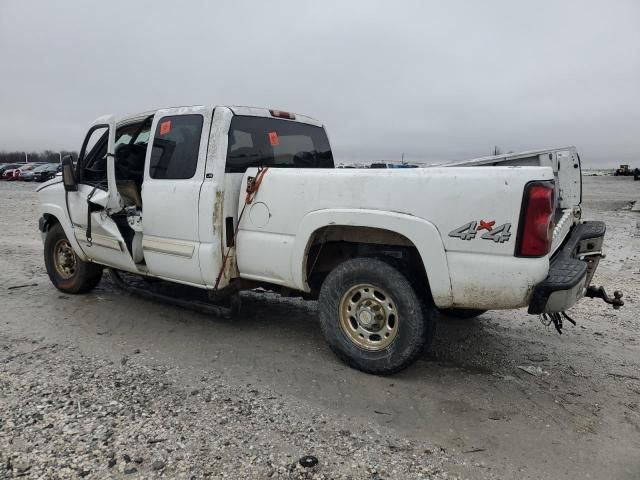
[[528, 221, 605, 314]]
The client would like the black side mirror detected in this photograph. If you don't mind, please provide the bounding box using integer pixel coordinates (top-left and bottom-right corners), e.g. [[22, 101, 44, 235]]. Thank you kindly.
[[61, 155, 77, 192]]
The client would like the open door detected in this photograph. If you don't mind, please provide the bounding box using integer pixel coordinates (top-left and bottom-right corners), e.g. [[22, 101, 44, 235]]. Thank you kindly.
[[65, 115, 138, 271]]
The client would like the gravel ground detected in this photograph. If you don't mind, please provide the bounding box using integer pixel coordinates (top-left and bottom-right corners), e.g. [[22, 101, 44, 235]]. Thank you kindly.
[[0, 336, 457, 479], [0, 176, 639, 479]]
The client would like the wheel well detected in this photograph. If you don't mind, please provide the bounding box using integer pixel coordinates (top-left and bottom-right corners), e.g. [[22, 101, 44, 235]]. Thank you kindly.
[[305, 225, 430, 299], [41, 213, 61, 232]]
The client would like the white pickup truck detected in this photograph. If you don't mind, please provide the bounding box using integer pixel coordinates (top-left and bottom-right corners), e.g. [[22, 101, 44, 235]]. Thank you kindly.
[[36, 106, 622, 374]]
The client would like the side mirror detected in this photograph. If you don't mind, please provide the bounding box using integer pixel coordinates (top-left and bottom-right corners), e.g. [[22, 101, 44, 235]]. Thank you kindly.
[[61, 155, 77, 192]]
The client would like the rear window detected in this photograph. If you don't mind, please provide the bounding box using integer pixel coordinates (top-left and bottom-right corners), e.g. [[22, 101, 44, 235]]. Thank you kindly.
[[226, 116, 333, 173]]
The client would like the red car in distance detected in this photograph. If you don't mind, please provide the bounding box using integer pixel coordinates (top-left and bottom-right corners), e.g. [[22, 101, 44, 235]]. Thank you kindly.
[[5, 163, 45, 181]]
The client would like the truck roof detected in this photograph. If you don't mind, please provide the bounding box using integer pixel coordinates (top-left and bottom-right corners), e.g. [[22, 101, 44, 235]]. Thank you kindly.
[[118, 106, 323, 127]]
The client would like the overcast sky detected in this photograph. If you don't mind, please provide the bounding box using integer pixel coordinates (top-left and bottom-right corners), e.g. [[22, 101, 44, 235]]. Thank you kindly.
[[0, 0, 638, 166]]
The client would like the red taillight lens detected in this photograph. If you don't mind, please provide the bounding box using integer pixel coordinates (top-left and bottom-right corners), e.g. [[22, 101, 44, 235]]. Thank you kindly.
[[516, 182, 555, 257]]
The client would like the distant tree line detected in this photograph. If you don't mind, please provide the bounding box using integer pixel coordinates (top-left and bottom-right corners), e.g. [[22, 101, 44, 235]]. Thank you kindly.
[[0, 150, 78, 164]]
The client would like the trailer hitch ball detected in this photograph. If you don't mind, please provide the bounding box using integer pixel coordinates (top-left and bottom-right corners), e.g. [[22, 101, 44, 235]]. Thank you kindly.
[[612, 290, 624, 309], [585, 286, 624, 309]]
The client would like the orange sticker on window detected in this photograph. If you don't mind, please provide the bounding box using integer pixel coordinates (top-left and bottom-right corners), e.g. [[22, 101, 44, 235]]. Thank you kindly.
[[160, 120, 171, 135], [268, 131, 279, 146]]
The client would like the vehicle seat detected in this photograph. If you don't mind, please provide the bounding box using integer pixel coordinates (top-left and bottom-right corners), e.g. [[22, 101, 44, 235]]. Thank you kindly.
[[117, 180, 142, 208], [115, 143, 146, 186]]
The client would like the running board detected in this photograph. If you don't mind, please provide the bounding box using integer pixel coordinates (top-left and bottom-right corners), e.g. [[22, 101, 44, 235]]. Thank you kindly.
[[108, 269, 233, 318]]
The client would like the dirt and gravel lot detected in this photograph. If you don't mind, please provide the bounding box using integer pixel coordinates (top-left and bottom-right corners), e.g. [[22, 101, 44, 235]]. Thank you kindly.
[[1, 176, 639, 479]]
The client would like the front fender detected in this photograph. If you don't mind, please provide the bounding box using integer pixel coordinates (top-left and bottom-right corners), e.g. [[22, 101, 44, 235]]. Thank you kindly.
[[291, 209, 453, 307], [38, 202, 88, 262]]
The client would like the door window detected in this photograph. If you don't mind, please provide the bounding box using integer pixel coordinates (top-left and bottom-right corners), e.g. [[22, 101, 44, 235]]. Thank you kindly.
[[149, 115, 203, 179], [81, 122, 152, 185], [78, 127, 109, 184]]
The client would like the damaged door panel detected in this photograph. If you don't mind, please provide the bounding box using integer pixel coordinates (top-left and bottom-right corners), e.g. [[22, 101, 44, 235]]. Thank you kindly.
[[66, 116, 136, 270]]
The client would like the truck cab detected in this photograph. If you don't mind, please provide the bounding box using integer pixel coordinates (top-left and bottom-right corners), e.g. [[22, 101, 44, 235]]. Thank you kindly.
[[38, 106, 333, 291]]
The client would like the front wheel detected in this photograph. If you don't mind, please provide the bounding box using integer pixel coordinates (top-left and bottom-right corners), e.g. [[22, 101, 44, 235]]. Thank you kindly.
[[318, 257, 436, 375], [44, 223, 103, 294]]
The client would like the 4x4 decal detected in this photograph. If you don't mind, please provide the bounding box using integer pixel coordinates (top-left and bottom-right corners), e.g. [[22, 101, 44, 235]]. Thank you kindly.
[[449, 220, 512, 243]]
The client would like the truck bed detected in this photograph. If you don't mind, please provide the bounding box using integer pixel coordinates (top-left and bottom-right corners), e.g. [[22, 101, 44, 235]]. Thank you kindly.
[[235, 166, 555, 310]]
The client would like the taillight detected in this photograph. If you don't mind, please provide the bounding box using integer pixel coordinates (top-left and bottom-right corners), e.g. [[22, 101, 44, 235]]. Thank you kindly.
[[269, 109, 296, 120], [516, 181, 555, 257]]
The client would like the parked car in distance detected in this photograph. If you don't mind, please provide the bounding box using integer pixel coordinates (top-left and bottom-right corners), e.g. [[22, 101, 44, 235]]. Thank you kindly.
[[2, 167, 19, 180], [6, 163, 46, 181], [369, 161, 419, 169], [0, 163, 23, 177], [36, 163, 62, 182], [21, 167, 41, 182], [24, 163, 61, 182]]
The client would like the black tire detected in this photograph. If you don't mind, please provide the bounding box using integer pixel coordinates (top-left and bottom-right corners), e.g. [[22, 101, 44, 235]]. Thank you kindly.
[[439, 308, 487, 320], [44, 223, 103, 294], [318, 257, 436, 375]]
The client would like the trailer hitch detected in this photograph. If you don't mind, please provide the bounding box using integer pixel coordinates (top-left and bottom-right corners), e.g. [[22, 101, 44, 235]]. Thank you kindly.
[[585, 286, 624, 309], [538, 286, 623, 334]]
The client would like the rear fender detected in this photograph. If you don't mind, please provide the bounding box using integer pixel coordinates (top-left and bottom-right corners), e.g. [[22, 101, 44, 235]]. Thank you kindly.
[[292, 209, 453, 307]]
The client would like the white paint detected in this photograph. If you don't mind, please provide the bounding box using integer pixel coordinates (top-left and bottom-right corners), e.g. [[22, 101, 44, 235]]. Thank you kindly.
[[62, 114, 134, 271], [38, 105, 584, 312], [440, 146, 583, 238], [235, 166, 553, 308], [446, 251, 548, 309], [249, 202, 270, 228], [285, 209, 452, 305], [141, 236, 195, 258], [141, 106, 214, 285]]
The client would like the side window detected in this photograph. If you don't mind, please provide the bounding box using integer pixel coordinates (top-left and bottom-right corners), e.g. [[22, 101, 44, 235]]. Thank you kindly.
[[149, 115, 203, 179]]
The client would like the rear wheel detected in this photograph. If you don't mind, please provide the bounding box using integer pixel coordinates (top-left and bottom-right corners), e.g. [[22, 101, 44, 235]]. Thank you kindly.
[[439, 308, 487, 320], [318, 257, 436, 375], [44, 223, 103, 293]]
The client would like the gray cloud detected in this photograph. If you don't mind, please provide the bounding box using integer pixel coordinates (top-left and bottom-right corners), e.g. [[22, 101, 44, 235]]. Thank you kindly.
[[0, 0, 638, 166]]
